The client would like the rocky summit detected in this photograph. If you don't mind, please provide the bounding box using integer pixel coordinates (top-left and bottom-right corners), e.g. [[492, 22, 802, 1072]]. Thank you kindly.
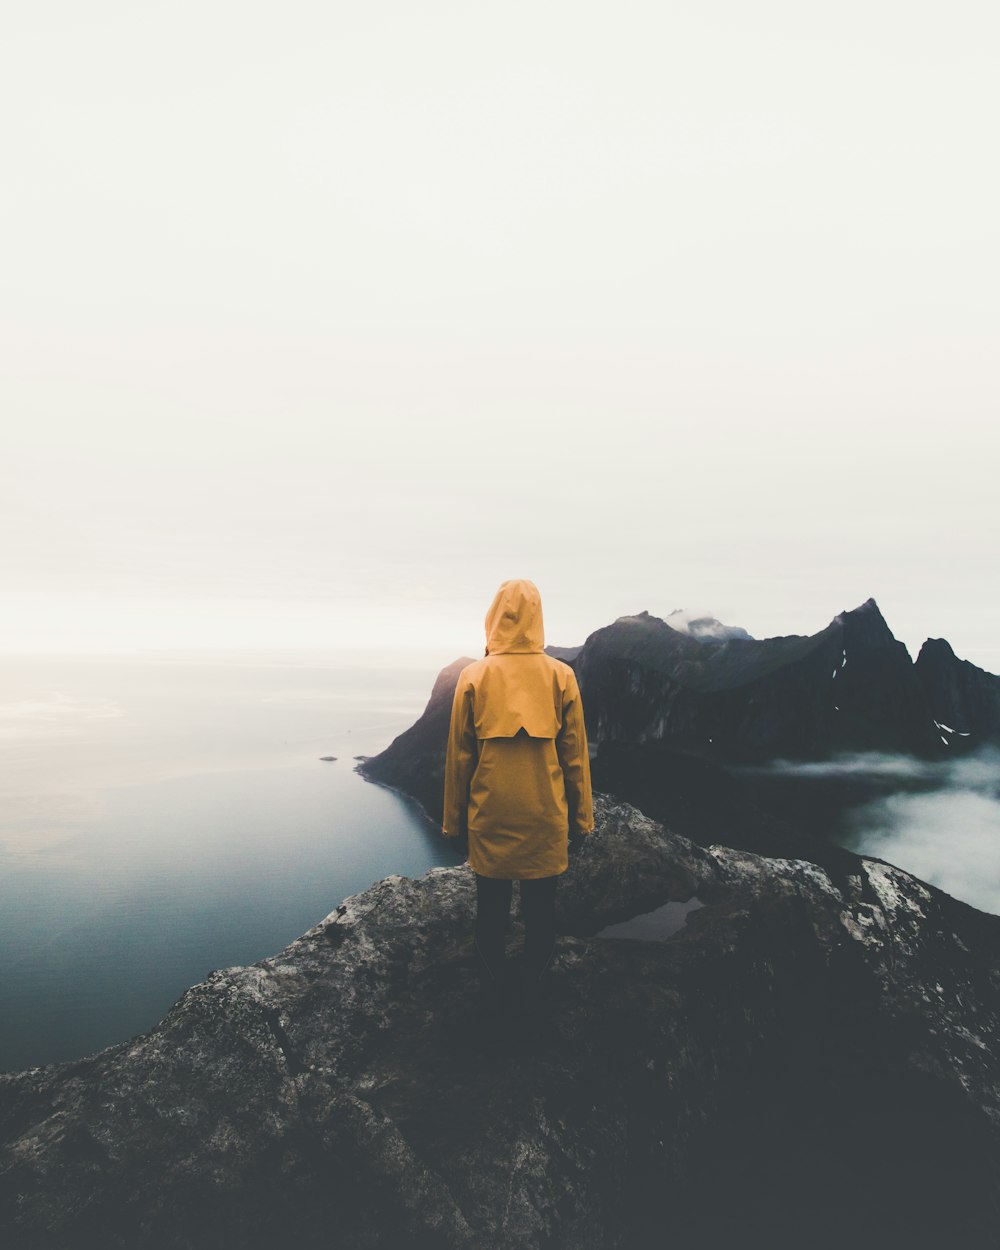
[[2, 795, 1000, 1250]]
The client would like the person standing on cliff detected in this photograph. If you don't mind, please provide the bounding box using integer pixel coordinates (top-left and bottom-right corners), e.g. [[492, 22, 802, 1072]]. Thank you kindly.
[[442, 579, 594, 1005]]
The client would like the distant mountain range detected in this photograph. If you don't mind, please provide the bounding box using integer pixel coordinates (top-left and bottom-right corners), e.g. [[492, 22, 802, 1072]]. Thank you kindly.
[[574, 597, 997, 762], [359, 598, 1000, 859]]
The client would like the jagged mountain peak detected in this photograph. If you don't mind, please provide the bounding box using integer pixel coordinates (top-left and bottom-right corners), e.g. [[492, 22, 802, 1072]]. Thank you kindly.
[[918, 637, 957, 661], [836, 596, 884, 621], [362, 594, 998, 826], [616, 609, 667, 625], [592, 610, 703, 658], [594, 611, 693, 647], [914, 637, 1000, 739], [832, 597, 898, 646]]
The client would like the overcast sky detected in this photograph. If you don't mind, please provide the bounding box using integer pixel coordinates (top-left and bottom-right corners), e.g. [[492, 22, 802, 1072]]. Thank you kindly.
[[2, 1, 998, 669]]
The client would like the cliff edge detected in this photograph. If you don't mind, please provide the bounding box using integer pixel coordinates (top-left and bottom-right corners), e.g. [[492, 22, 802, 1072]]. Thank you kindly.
[[2, 796, 1000, 1249]]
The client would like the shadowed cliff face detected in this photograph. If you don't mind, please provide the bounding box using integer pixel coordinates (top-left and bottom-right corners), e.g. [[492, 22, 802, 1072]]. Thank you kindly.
[[359, 654, 477, 826], [2, 795, 1000, 1250], [915, 637, 1000, 740], [574, 599, 944, 761], [367, 605, 985, 819]]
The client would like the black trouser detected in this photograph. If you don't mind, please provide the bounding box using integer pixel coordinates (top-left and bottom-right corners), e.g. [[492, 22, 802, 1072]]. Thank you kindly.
[[474, 874, 558, 986]]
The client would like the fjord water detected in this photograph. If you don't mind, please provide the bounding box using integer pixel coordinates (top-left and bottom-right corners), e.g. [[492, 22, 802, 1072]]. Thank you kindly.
[[0, 653, 461, 1073]]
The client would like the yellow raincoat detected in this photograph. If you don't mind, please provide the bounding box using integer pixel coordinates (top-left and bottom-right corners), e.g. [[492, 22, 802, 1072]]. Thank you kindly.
[[443, 579, 594, 879]]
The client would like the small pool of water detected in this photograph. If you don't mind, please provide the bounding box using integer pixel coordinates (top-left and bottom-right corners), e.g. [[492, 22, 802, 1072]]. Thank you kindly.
[[596, 896, 705, 941]]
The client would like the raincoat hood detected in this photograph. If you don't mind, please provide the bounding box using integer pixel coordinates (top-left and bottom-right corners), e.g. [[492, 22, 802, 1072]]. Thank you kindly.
[[484, 579, 545, 655]]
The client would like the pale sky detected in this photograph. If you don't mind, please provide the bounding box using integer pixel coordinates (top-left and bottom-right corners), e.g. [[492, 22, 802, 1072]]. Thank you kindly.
[[3, 1, 998, 670]]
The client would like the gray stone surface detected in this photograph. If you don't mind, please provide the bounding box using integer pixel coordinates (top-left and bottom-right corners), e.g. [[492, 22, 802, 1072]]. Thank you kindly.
[[3, 795, 1000, 1249]]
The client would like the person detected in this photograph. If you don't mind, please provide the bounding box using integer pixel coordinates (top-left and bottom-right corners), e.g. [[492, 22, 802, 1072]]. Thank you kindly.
[[442, 578, 594, 1004]]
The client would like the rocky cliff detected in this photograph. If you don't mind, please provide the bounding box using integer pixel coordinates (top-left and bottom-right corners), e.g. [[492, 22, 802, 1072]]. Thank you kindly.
[[3, 795, 1000, 1249], [915, 637, 1000, 741], [574, 598, 944, 761], [360, 655, 477, 823]]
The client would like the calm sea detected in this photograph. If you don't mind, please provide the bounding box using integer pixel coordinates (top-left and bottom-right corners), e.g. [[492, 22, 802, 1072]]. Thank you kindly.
[[0, 653, 462, 1073]]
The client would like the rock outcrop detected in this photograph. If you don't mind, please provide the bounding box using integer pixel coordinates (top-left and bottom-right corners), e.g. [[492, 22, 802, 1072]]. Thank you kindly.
[[915, 637, 1000, 742], [3, 796, 1000, 1249]]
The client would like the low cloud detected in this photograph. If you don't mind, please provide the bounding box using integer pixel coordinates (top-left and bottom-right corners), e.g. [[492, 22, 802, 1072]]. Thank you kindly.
[[750, 752, 932, 781], [849, 788, 1000, 916], [753, 748, 1000, 793], [832, 748, 1000, 915], [743, 749, 1000, 915], [665, 608, 752, 641]]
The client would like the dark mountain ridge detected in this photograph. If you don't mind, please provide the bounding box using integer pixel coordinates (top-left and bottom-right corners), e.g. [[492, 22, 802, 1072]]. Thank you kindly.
[[916, 636, 1000, 740], [574, 598, 942, 761], [360, 655, 478, 824], [359, 598, 1000, 865], [361, 598, 1000, 832]]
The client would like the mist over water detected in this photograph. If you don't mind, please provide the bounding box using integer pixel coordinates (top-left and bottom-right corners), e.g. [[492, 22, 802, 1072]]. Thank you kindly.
[[762, 749, 1000, 915], [845, 753, 1000, 915]]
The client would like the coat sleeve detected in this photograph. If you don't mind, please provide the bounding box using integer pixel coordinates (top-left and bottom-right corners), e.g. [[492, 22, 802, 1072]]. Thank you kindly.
[[442, 675, 478, 837], [556, 669, 594, 835]]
